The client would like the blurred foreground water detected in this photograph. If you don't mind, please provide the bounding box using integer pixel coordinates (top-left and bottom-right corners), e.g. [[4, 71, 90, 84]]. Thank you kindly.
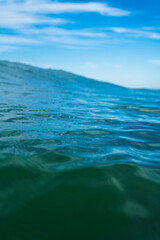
[[0, 60, 160, 240]]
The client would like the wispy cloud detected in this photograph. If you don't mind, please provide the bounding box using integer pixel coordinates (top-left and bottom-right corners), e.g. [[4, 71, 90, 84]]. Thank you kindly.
[[109, 27, 160, 40], [0, 34, 39, 44], [2, 1, 159, 52], [13, 25, 110, 48], [0, 10, 71, 29], [0, 1, 130, 19], [0, 45, 19, 53], [0, 0, 131, 51], [44, 35, 108, 46], [21, 27, 107, 38], [0, 0, 130, 31]]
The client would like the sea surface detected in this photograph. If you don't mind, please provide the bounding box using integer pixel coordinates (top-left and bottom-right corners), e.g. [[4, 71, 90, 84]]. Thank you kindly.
[[0, 60, 160, 240]]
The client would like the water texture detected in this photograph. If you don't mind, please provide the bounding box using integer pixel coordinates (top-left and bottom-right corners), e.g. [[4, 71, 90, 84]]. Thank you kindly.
[[0, 60, 160, 240]]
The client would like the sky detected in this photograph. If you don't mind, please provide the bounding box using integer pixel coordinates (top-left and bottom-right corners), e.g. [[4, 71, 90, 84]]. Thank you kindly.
[[0, 0, 160, 89]]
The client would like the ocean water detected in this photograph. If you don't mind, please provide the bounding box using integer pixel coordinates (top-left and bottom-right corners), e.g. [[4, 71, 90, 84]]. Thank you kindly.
[[0, 60, 160, 240]]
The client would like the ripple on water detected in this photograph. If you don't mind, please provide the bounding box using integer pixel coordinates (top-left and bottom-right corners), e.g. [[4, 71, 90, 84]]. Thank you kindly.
[[0, 61, 160, 239]]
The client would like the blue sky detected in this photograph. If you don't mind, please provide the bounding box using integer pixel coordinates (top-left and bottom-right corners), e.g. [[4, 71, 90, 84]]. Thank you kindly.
[[0, 0, 160, 89]]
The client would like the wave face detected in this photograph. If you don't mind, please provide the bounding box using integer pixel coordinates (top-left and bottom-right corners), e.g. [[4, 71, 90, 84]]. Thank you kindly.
[[0, 60, 160, 240]]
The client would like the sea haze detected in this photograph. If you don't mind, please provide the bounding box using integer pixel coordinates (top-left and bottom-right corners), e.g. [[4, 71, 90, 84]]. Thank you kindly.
[[0, 60, 160, 240]]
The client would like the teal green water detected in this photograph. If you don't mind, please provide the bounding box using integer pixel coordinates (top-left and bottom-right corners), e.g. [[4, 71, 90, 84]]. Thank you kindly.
[[0, 61, 160, 240]]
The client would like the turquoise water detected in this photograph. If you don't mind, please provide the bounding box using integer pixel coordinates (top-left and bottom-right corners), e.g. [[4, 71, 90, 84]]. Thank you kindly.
[[0, 60, 160, 240]]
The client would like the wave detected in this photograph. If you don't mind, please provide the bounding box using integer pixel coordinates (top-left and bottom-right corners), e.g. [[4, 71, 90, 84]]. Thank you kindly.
[[0, 60, 160, 240]]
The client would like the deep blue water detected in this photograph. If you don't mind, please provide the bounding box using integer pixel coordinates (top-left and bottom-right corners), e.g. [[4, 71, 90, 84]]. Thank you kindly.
[[0, 60, 160, 240]]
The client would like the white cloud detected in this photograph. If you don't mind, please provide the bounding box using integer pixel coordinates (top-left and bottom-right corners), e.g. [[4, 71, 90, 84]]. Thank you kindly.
[[109, 27, 160, 40], [0, 1, 130, 17], [34, 2, 130, 16], [0, 34, 39, 44], [0, 25, 111, 51], [14, 25, 109, 48], [0, 11, 71, 29], [140, 27, 160, 31], [0, 45, 19, 52], [0, 0, 130, 31], [0, 0, 130, 50], [147, 32, 160, 39], [110, 27, 129, 33], [44, 35, 104, 46], [1, 1, 159, 52], [21, 27, 107, 38]]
